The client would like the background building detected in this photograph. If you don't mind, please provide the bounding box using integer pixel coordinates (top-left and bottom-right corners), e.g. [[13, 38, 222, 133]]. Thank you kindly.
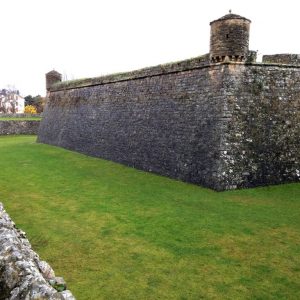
[[0, 89, 25, 113]]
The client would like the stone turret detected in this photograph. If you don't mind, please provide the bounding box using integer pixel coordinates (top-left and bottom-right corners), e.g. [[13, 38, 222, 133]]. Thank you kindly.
[[46, 70, 62, 91], [210, 12, 251, 63]]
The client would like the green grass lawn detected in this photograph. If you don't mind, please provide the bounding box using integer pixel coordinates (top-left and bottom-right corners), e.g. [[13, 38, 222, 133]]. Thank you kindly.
[[0, 135, 299, 300], [0, 117, 41, 121]]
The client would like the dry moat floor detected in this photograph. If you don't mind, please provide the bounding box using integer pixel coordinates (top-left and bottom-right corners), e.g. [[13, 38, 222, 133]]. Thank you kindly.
[[0, 135, 299, 300]]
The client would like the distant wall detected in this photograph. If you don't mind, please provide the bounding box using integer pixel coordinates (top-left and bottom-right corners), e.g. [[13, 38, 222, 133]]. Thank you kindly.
[[38, 61, 300, 190], [262, 54, 300, 65], [0, 202, 75, 299], [0, 120, 40, 135]]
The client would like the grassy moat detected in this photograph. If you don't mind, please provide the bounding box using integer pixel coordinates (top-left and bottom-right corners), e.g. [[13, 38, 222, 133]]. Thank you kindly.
[[0, 136, 299, 299]]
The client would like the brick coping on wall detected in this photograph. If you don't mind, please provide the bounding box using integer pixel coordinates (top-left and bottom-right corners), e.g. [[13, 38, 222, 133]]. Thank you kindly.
[[51, 57, 300, 92]]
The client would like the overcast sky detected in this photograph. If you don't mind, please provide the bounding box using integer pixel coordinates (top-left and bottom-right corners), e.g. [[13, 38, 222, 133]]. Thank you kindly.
[[1, 0, 300, 96]]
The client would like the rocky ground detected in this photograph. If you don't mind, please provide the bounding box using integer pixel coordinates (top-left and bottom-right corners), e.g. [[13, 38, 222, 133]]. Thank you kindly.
[[0, 202, 75, 300]]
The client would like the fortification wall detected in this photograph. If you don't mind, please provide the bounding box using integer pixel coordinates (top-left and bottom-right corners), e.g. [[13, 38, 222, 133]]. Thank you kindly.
[[217, 64, 300, 188], [262, 54, 300, 65], [0, 203, 75, 300], [0, 120, 40, 135], [39, 61, 226, 190], [38, 62, 300, 190]]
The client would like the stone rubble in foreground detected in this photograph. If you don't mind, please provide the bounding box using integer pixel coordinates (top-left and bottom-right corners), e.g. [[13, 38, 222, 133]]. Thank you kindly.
[[0, 202, 75, 300]]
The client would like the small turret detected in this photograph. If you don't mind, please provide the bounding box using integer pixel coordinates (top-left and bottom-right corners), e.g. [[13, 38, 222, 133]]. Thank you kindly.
[[46, 70, 62, 91], [209, 12, 251, 63]]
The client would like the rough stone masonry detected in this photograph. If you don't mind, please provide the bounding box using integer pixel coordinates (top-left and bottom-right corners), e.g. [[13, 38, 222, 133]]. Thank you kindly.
[[38, 13, 300, 190], [0, 120, 40, 136], [0, 203, 75, 300]]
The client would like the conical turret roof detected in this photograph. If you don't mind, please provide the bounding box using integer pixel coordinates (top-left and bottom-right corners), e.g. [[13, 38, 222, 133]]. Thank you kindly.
[[46, 70, 62, 76], [210, 13, 251, 25]]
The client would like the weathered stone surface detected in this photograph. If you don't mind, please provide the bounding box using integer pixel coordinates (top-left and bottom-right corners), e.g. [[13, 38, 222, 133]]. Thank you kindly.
[[0, 121, 40, 135], [46, 70, 62, 92], [38, 261, 55, 280], [37, 61, 299, 191], [262, 54, 300, 65], [214, 63, 300, 189], [49, 277, 66, 292], [0, 203, 75, 300], [210, 13, 251, 62], [38, 64, 227, 190]]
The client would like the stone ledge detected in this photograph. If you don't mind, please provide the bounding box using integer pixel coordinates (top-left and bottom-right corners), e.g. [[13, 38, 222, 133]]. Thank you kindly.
[[50, 55, 300, 92], [262, 54, 300, 65], [0, 203, 76, 300], [50, 54, 211, 91]]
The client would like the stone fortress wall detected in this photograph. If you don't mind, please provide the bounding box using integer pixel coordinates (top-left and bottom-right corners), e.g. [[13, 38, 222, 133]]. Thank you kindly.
[[262, 54, 300, 65], [38, 13, 300, 191], [0, 120, 40, 135]]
